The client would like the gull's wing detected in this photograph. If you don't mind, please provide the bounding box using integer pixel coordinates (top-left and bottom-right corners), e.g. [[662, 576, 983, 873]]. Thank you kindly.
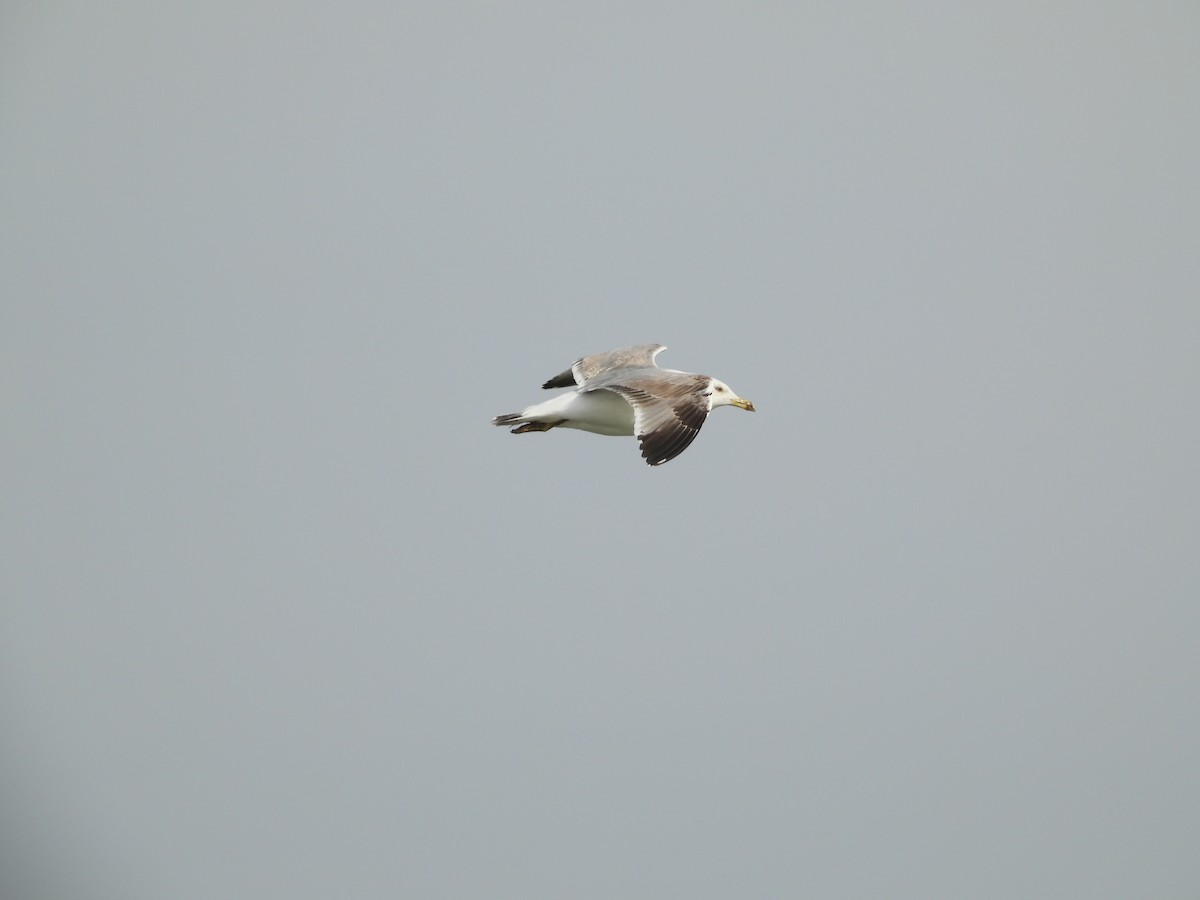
[[583, 368, 713, 466], [541, 343, 667, 389]]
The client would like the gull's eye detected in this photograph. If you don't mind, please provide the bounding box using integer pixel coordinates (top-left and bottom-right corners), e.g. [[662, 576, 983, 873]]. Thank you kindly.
[[716, 386, 725, 392]]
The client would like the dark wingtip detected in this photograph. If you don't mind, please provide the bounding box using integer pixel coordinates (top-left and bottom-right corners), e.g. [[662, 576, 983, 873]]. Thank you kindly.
[[541, 370, 577, 390]]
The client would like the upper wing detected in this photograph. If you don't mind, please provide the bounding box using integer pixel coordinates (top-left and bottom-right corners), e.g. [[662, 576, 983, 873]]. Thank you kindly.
[[541, 343, 667, 389], [584, 370, 713, 466]]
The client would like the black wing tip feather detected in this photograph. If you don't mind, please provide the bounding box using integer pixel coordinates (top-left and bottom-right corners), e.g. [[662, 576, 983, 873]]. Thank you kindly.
[[541, 369, 577, 390], [638, 423, 701, 466]]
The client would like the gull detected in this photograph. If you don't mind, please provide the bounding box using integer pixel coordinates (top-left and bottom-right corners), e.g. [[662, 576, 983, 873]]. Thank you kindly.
[[492, 344, 755, 466]]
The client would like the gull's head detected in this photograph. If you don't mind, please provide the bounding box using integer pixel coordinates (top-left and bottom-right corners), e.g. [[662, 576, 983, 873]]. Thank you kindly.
[[709, 379, 756, 412]]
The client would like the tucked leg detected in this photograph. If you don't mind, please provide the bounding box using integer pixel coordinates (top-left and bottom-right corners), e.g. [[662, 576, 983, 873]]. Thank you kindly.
[[511, 420, 565, 434]]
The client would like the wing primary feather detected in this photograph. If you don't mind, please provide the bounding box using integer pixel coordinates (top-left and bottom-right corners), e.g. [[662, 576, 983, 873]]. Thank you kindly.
[[541, 369, 577, 389]]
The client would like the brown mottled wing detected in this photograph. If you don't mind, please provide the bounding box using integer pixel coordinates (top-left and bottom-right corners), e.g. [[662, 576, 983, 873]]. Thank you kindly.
[[541, 343, 667, 389], [585, 370, 713, 466]]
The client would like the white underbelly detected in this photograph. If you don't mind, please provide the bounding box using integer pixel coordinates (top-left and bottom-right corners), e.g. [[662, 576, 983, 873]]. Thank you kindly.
[[557, 389, 636, 435]]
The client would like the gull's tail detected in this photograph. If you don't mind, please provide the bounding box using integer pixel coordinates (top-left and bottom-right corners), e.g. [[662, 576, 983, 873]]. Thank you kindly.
[[492, 412, 523, 427]]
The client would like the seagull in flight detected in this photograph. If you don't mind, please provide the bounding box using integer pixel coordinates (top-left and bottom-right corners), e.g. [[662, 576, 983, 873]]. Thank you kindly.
[[492, 344, 755, 466]]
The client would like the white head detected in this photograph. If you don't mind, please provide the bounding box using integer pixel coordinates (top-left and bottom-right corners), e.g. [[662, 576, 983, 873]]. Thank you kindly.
[[709, 379, 756, 412]]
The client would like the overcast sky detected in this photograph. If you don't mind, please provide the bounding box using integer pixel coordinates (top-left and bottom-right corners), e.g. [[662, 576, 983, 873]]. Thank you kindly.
[[3, 2, 1199, 898]]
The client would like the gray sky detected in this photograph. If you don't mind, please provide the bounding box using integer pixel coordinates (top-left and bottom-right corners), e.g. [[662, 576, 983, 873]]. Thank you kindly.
[[3, 2, 1199, 898]]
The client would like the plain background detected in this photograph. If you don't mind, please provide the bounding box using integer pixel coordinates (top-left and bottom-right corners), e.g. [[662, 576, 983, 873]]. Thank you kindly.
[[3, 2, 1198, 898]]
